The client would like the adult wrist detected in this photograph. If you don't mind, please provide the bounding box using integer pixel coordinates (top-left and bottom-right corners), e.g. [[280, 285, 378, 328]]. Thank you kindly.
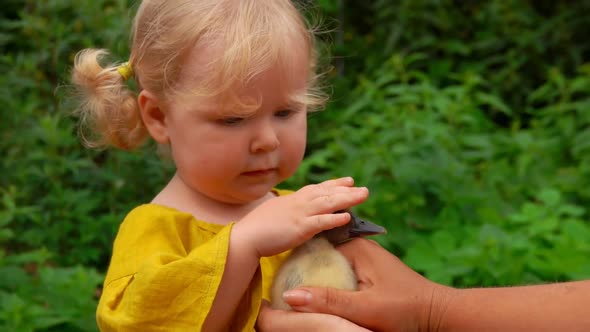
[[420, 283, 459, 332]]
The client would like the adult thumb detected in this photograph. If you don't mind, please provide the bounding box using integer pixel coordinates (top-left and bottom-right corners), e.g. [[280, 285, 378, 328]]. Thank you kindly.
[[283, 287, 361, 320]]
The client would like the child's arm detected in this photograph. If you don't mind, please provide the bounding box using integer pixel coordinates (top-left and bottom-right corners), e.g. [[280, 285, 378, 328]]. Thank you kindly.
[[202, 177, 369, 331], [97, 213, 237, 331]]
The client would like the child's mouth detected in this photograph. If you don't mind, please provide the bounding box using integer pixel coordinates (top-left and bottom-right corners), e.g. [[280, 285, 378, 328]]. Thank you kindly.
[[242, 169, 275, 176]]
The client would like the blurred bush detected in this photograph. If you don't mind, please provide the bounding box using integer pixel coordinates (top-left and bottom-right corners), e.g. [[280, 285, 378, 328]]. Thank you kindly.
[[296, 0, 590, 286], [2, 0, 590, 330]]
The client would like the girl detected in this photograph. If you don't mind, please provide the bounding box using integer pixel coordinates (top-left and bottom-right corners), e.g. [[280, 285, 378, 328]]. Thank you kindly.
[[71, 0, 369, 330]]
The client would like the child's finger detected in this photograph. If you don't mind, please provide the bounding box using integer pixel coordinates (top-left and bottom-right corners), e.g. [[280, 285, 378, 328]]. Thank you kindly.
[[307, 187, 369, 215], [306, 211, 352, 233], [299, 177, 355, 196], [319, 177, 355, 187]]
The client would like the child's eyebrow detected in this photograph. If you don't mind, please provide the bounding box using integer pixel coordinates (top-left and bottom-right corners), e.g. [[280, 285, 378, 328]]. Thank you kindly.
[[214, 99, 261, 118]]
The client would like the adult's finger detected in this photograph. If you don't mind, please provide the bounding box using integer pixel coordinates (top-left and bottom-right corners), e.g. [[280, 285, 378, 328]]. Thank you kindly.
[[333, 238, 389, 273], [336, 238, 387, 260], [283, 286, 381, 330], [257, 301, 371, 332]]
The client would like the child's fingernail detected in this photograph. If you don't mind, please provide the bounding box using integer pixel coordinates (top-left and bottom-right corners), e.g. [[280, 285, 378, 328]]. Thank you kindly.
[[282, 289, 312, 306]]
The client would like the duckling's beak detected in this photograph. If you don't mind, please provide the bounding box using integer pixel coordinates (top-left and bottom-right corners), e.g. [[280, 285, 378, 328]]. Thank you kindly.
[[320, 211, 387, 245], [349, 213, 387, 238]]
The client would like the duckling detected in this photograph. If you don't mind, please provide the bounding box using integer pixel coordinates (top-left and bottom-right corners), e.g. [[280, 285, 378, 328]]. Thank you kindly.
[[271, 211, 386, 310]]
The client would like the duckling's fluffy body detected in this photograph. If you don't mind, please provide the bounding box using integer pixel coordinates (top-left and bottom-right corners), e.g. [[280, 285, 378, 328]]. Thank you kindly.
[[270, 237, 357, 310]]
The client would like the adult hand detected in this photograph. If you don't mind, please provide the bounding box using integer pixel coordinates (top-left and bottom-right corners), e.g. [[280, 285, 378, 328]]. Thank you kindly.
[[280, 238, 455, 332], [257, 301, 371, 332], [276, 240, 590, 332]]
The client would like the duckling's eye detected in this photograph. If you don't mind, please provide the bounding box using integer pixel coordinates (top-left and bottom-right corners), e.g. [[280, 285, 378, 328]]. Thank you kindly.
[[218, 117, 244, 126]]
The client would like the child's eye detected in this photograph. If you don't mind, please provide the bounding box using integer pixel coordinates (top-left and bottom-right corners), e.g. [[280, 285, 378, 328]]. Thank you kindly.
[[218, 117, 244, 125], [275, 109, 294, 118]]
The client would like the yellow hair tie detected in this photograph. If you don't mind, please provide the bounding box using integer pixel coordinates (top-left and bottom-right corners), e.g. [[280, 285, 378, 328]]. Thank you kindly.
[[117, 62, 134, 81]]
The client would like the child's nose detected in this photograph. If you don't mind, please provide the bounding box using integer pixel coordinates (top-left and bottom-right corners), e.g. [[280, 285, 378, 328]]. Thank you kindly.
[[250, 122, 280, 153]]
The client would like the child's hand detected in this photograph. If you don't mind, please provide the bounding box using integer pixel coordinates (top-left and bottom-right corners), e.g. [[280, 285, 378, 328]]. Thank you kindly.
[[233, 177, 369, 258]]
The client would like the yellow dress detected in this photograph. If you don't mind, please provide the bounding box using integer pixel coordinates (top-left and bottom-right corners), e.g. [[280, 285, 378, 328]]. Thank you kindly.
[[96, 189, 293, 331]]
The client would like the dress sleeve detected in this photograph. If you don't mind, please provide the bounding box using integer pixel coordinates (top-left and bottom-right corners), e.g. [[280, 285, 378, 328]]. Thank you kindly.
[[96, 206, 260, 331]]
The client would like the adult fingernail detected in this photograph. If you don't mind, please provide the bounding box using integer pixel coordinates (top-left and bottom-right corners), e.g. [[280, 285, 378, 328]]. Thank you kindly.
[[283, 289, 312, 306]]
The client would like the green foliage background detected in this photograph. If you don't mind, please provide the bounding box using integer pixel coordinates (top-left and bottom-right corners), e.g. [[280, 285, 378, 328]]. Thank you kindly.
[[2, 0, 590, 330]]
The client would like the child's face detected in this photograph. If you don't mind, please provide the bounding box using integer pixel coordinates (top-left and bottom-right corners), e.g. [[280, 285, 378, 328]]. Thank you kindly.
[[163, 57, 309, 205]]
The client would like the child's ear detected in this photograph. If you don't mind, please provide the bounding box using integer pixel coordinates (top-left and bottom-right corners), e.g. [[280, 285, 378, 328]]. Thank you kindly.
[[138, 90, 169, 144]]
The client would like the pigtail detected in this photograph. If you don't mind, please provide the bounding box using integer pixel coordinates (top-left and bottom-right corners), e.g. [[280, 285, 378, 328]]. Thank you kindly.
[[71, 49, 148, 150]]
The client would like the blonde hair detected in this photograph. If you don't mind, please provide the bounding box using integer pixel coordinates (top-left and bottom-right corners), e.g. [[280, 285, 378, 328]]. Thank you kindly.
[[71, 0, 326, 150]]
